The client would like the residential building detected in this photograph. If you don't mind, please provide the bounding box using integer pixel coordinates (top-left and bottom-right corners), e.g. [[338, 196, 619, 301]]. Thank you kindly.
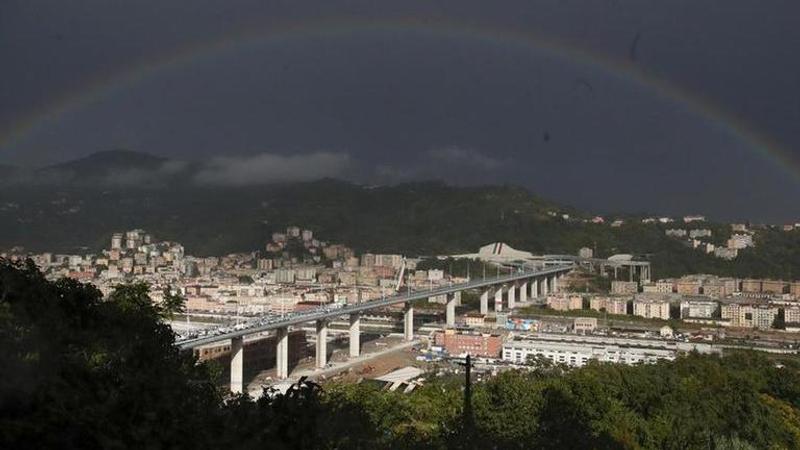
[[360, 253, 376, 268], [432, 329, 502, 358], [680, 299, 718, 319], [665, 229, 687, 237], [655, 280, 675, 293], [546, 295, 583, 312], [740, 305, 778, 330], [721, 301, 777, 329], [464, 313, 486, 328], [286, 226, 301, 238], [792, 283, 800, 299], [641, 283, 659, 293], [728, 234, 754, 249], [375, 254, 403, 269], [714, 248, 738, 259], [676, 279, 701, 296], [589, 296, 629, 315], [573, 317, 597, 334], [741, 279, 762, 294], [501, 335, 703, 368], [689, 229, 712, 239], [684, 215, 706, 223], [784, 307, 800, 325], [633, 298, 670, 320], [274, 268, 296, 284], [762, 280, 787, 295]]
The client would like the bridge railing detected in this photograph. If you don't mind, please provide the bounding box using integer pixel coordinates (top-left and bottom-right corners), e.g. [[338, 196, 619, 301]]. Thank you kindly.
[[176, 264, 574, 348]]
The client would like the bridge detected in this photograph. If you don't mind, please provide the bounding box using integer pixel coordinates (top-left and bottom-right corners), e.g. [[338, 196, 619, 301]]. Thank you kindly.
[[178, 264, 574, 393]]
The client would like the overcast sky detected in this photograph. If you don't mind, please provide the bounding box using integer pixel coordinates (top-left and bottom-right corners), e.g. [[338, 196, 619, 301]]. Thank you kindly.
[[1, 0, 799, 222]]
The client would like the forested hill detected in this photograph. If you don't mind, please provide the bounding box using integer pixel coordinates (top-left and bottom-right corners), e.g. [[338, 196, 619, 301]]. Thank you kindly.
[[1, 168, 799, 279]]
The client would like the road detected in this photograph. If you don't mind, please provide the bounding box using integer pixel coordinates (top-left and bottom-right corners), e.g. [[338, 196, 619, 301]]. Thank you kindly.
[[179, 264, 573, 350]]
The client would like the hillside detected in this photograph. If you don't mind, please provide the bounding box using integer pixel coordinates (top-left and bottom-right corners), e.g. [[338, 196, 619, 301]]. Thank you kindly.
[[1, 151, 799, 279]]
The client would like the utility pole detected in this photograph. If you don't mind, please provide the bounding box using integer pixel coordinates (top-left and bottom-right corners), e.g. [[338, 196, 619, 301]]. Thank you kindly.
[[457, 354, 474, 431]]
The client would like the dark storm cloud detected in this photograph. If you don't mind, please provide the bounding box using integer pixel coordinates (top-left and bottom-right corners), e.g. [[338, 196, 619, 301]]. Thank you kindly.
[[1, 0, 800, 221]]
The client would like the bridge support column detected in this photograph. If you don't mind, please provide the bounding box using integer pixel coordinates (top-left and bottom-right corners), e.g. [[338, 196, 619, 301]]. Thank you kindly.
[[519, 281, 528, 303], [230, 336, 244, 394], [542, 276, 549, 296], [480, 290, 489, 315], [276, 326, 288, 379], [508, 283, 516, 309], [349, 313, 361, 358], [552, 274, 559, 293], [315, 319, 328, 368], [404, 303, 414, 341], [531, 278, 539, 298], [446, 293, 457, 327], [494, 287, 503, 312]]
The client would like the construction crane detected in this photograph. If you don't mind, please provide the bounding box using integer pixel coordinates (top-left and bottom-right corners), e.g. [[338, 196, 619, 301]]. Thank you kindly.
[[394, 257, 407, 292]]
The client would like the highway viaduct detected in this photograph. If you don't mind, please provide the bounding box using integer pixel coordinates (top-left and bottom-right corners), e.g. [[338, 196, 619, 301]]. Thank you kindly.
[[177, 264, 574, 393]]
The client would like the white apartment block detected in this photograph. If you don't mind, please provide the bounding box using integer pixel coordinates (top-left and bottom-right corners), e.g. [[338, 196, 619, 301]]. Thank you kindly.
[[502, 336, 681, 368], [689, 229, 712, 239], [728, 234, 754, 249], [680, 300, 718, 319], [721, 303, 778, 329], [633, 299, 670, 320]]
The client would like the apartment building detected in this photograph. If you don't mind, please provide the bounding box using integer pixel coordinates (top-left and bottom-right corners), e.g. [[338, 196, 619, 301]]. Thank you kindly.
[[546, 295, 583, 311], [633, 298, 671, 320], [589, 296, 629, 315], [502, 335, 685, 368], [680, 299, 718, 319], [433, 330, 502, 358]]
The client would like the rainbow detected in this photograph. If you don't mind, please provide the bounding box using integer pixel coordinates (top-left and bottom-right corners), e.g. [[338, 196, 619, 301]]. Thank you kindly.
[[1, 16, 797, 177]]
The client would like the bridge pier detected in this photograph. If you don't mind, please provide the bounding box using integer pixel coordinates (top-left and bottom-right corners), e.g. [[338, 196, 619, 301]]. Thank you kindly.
[[230, 336, 244, 394], [519, 281, 528, 303], [480, 290, 489, 315], [531, 278, 539, 298], [507, 283, 516, 309], [552, 274, 559, 293], [446, 293, 457, 327], [315, 319, 328, 368], [404, 302, 414, 341], [349, 313, 361, 358], [494, 287, 503, 312], [276, 326, 288, 379], [542, 276, 549, 296]]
